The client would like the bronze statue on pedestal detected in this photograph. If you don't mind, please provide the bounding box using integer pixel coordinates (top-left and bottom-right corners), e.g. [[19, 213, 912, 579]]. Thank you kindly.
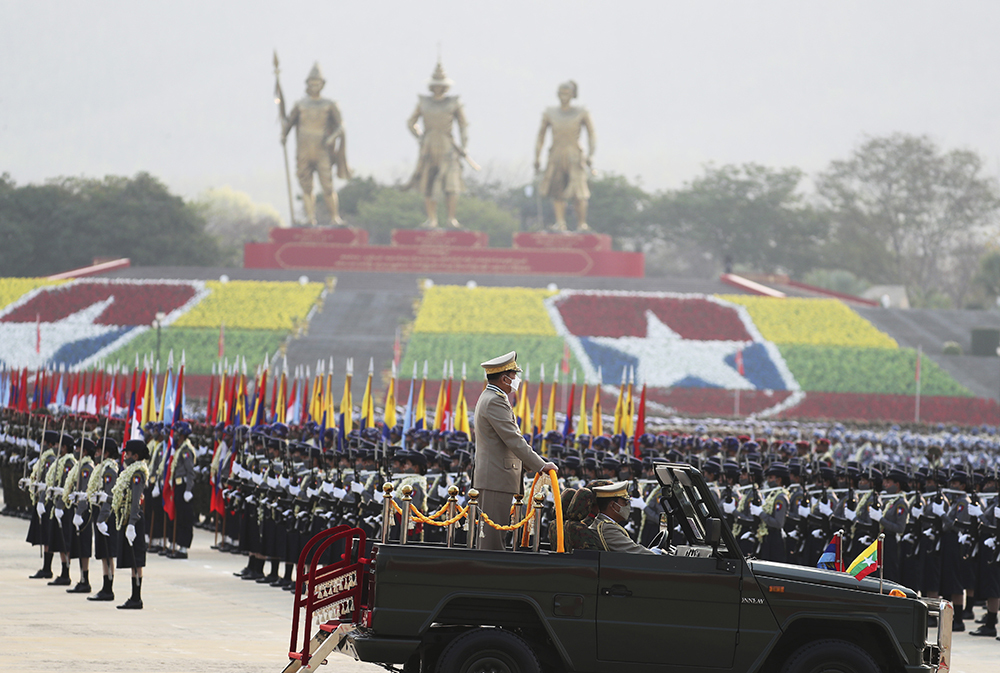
[[534, 80, 596, 232], [406, 62, 469, 229], [280, 62, 350, 226]]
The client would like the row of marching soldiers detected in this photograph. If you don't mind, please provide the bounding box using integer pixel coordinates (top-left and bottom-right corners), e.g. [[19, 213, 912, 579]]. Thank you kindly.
[[4, 419, 152, 609], [688, 435, 1000, 638]]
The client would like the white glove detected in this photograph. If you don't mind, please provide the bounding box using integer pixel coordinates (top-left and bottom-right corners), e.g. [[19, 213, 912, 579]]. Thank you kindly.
[[723, 500, 736, 514], [958, 532, 970, 545], [868, 507, 882, 522], [37, 502, 46, 516], [911, 506, 923, 518], [819, 502, 833, 517], [36, 483, 46, 494], [246, 495, 255, 505], [985, 537, 997, 549], [51, 486, 64, 497], [73, 513, 84, 529], [922, 528, 934, 537], [798, 505, 811, 518], [787, 529, 800, 539], [844, 507, 856, 521], [650, 546, 664, 555], [740, 531, 753, 540], [968, 504, 983, 517], [151, 484, 161, 498], [749, 504, 763, 517], [857, 535, 872, 547], [54, 507, 64, 518], [18, 477, 29, 489], [811, 529, 824, 539], [96, 521, 109, 536], [98, 492, 109, 503], [125, 524, 136, 544], [932, 501, 945, 517], [183, 490, 193, 502]]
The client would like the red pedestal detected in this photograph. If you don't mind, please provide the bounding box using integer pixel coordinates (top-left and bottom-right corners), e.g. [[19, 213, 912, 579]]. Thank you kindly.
[[512, 231, 612, 251], [268, 227, 369, 246], [391, 229, 489, 248], [245, 241, 642, 277]]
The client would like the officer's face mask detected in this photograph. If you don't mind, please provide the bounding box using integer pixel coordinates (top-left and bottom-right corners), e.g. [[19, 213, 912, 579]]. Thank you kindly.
[[614, 499, 631, 520], [507, 374, 521, 392]]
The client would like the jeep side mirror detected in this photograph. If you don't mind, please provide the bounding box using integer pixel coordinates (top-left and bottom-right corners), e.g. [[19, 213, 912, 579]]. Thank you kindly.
[[706, 517, 722, 551]]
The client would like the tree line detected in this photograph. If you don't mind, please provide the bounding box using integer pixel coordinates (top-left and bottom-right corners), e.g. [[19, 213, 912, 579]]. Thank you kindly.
[[3, 133, 999, 308]]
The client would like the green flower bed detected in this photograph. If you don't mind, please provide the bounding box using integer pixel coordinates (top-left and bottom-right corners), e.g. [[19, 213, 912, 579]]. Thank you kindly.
[[104, 327, 287, 375], [400, 333, 585, 381], [779, 345, 972, 396]]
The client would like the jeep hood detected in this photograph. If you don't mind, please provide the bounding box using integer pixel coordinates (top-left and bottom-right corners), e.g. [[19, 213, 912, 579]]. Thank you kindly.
[[748, 560, 918, 598]]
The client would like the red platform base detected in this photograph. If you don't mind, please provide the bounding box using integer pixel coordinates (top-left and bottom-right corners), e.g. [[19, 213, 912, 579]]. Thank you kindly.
[[245, 228, 643, 277]]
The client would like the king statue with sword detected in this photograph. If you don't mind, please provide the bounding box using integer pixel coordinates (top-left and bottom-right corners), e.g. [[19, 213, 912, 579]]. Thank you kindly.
[[277, 57, 351, 227]]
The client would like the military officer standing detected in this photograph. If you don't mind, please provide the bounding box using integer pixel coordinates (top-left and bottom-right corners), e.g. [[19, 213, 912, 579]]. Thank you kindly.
[[112, 440, 150, 610], [473, 352, 556, 550], [168, 421, 196, 559]]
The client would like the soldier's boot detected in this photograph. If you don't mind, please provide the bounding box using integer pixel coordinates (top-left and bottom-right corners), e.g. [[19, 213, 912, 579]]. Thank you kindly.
[[271, 563, 294, 588], [257, 560, 280, 584], [88, 575, 115, 602], [117, 577, 142, 610], [963, 605, 975, 620], [29, 552, 54, 579], [241, 556, 266, 581], [970, 611, 997, 637], [47, 563, 71, 586], [952, 611, 965, 633], [67, 571, 90, 593]]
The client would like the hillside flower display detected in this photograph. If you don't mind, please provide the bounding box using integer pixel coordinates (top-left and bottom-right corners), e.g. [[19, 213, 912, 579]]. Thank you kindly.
[[173, 280, 324, 330], [412, 286, 557, 336], [718, 295, 898, 348], [0, 278, 63, 312]]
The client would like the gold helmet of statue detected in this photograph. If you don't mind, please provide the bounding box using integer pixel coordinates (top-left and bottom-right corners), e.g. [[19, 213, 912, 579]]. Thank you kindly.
[[428, 61, 454, 88], [306, 62, 325, 83]]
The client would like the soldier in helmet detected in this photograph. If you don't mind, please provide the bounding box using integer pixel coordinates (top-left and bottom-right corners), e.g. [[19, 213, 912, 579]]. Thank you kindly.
[[281, 62, 350, 226], [167, 421, 196, 559], [406, 62, 469, 229]]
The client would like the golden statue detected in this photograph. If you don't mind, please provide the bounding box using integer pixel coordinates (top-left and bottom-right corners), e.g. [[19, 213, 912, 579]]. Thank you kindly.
[[280, 63, 350, 226], [406, 62, 469, 228], [534, 80, 596, 231]]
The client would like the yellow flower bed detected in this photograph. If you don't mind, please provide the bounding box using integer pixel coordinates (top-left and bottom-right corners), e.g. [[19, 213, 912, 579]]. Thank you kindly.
[[413, 286, 557, 335], [0, 278, 63, 312], [173, 280, 324, 330], [718, 295, 898, 348]]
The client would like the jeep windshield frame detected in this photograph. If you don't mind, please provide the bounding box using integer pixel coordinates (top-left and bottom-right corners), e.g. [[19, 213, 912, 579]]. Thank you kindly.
[[654, 463, 739, 558]]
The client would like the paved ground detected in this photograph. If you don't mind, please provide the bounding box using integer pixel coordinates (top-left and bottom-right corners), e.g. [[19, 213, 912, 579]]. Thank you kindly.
[[0, 515, 380, 673], [1, 513, 998, 672]]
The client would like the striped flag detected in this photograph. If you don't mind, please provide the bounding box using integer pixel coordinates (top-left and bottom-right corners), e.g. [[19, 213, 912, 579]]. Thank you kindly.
[[847, 537, 881, 581]]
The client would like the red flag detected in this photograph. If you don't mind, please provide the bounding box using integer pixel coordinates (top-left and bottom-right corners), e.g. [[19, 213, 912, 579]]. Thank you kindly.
[[735, 348, 745, 376], [18, 368, 29, 412], [633, 383, 647, 457]]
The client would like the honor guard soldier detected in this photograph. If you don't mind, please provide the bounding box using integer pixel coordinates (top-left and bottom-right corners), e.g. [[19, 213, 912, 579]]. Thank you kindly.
[[46, 434, 77, 587], [65, 437, 97, 593], [755, 463, 790, 563], [26, 430, 60, 579], [168, 421, 196, 559], [113, 439, 150, 610], [88, 437, 120, 601], [474, 352, 557, 550], [877, 468, 910, 583]]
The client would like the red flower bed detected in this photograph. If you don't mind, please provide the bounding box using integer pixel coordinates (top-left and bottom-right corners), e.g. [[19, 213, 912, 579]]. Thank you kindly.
[[555, 294, 751, 341], [1, 281, 196, 326], [776, 392, 999, 425], [646, 387, 793, 416]]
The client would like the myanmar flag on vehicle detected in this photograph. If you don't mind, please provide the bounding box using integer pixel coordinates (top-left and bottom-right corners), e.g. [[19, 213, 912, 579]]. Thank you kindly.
[[846, 538, 880, 581]]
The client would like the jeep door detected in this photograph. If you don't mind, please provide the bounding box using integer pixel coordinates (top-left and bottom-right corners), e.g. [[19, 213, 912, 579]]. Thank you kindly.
[[595, 551, 742, 668]]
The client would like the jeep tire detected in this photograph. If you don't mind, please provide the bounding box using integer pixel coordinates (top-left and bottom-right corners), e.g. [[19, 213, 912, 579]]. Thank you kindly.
[[780, 638, 879, 673], [435, 628, 541, 673]]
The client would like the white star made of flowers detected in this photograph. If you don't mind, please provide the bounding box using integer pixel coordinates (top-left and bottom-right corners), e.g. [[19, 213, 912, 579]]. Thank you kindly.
[[588, 310, 753, 390]]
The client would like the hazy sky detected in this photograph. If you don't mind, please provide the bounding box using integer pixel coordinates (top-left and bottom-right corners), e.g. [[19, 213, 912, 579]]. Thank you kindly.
[[3, 2, 999, 223]]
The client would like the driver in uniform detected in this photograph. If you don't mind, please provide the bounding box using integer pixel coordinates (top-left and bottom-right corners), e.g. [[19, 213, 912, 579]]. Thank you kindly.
[[590, 481, 663, 555]]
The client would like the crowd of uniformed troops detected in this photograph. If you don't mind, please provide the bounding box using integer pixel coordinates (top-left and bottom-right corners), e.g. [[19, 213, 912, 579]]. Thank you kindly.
[[2, 408, 999, 638]]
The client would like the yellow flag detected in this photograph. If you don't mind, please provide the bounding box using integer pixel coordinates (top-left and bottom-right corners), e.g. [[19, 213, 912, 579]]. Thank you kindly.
[[578, 382, 589, 436], [415, 374, 427, 429], [454, 378, 470, 436], [591, 382, 603, 437], [340, 361, 353, 433], [361, 369, 374, 429]]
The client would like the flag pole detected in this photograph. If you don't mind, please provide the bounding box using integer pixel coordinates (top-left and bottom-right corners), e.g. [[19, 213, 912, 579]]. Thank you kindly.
[[914, 345, 922, 423], [836, 528, 843, 572], [877, 533, 885, 594]]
